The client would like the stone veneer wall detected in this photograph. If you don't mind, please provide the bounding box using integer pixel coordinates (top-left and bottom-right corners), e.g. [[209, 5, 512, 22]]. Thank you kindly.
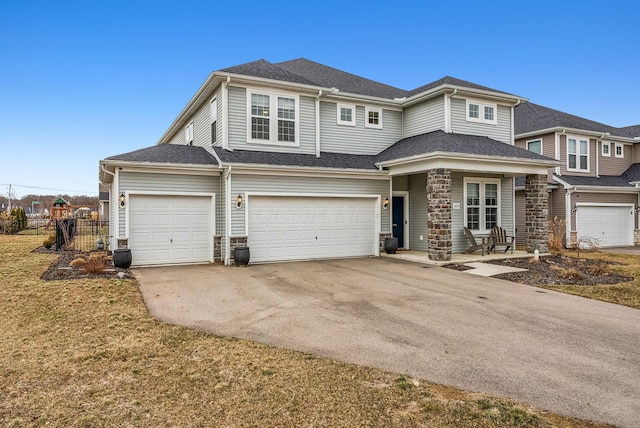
[[525, 174, 549, 253], [213, 236, 222, 262], [229, 236, 248, 263], [379, 233, 392, 252], [635, 230, 640, 246], [427, 168, 452, 261]]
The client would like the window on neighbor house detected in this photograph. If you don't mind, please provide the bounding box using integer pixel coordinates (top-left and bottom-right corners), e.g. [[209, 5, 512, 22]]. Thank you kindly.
[[465, 180, 500, 231], [527, 139, 542, 155], [249, 91, 297, 144], [602, 142, 610, 156], [185, 122, 194, 145], [615, 143, 624, 158], [210, 97, 218, 145], [567, 137, 589, 171], [466, 100, 497, 125], [337, 104, 356, 126], [365, 106, 383, 129]]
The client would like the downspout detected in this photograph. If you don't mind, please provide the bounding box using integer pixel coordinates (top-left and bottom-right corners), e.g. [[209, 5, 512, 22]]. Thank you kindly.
[[444, 89, 457, 133], [100, 164, 116, 250], [114, 167, 120, 251], [511, 99, 521, 145], [565, 186, 576, 246], [222, 76, 231, 151], [596, 134, 606, 178], [315, 90, 322, 158], [223, 165, 233, 265], [555, 129, 566, 176]]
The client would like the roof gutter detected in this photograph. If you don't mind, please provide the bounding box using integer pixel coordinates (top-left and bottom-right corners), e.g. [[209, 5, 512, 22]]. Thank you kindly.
[[100, 159, 221, 173], [376, 151, 561, 169], [517, 126, 634, 142]]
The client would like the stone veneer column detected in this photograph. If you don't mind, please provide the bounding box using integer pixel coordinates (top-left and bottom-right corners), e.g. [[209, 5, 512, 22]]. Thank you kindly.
[[427, 168, 452, 261], [525, 174, 549, 253]]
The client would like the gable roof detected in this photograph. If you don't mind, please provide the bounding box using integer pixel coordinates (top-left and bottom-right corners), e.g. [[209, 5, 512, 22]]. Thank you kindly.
[[514, 102, 621, 136], [406, 76, 514, 98], [617, 125, 640, 139], [105, 144, 218, 165], [376, 130, 554, 164]]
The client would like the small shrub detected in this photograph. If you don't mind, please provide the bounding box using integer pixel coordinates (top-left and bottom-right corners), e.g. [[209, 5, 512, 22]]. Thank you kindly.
[[560, 268, 584, 280], [85, 252, 107, 274], [587, 262, 610, 276], [70, 258, 87, 268], [43, 235, 55, 249], [548, 216, 567, 254]]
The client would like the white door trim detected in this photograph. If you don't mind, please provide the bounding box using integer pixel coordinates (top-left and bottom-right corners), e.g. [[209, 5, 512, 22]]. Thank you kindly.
[[392, 191, 410, 249]]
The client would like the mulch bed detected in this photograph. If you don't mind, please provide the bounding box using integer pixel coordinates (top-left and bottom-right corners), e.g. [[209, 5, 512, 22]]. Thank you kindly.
[[447, 254, 632, 286], [33, 247, 131, 281]]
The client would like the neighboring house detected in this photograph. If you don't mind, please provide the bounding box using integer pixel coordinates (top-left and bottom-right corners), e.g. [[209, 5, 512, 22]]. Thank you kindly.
[[514, 102, 640, 248], [99, 58, 558, 267], [98, 183, 110, 222]]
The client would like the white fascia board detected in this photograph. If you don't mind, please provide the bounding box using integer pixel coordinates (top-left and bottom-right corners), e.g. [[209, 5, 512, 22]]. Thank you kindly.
[[516, 127, 635, 142], [378, 151, 560, 169], [403, 85, 526, 108], [101, 160, 221, 175], [228, 164, 390, 179], [381, 154, 554, 176], [323, 92, 403, 110], [551, 175, 638, 193]]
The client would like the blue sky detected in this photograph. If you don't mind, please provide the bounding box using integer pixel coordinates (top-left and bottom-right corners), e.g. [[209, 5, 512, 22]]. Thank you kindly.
[[1, 0, 638, 198]]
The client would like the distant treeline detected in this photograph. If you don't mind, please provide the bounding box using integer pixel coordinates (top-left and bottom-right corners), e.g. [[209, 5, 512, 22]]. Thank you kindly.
[[0, 194, 100, 212]]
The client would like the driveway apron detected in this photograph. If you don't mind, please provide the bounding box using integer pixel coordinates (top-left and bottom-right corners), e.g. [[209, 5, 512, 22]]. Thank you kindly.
[[134, 257, 640, 428]]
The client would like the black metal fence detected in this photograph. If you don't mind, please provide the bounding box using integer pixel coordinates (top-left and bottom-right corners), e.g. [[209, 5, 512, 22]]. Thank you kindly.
[[22, 218, 110, 252]]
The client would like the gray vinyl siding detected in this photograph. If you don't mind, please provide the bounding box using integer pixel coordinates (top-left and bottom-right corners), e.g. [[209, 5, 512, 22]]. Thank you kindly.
[[392, 175, 409, 191], [450, 98, 511, 144], [408, 174, 428, 251], [515, 190, 526, 246], [558, 135, 597, 177], [451, 173, 514, 253], [320, 102, 402, 154], [227, 86, 316, 154], [117, 171, 220, 237], [230, 174, 391, 236], [599, 143, 633, 176], [515, 133, 556, 182], [403, 96, 445, 138]]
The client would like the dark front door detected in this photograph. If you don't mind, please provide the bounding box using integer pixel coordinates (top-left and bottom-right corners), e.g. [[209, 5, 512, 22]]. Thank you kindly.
[[392, 196, 404, 248]]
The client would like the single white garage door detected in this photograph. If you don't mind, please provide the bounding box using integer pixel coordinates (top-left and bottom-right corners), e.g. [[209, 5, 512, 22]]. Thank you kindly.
[[248, 196, 377, 263], [128, 195, 212, 266], [576, 205, 634, 247]]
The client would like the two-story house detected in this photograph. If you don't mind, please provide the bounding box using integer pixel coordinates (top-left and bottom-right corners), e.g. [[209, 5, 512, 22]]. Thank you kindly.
[[514, 102, 640, 247], [99, 58, 557, 266]]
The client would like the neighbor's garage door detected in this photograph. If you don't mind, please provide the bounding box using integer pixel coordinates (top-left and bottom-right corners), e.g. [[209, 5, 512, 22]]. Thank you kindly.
[[248, 196, 377, 263], [128, 195, 212, 266], [576, 205, 633, 247]]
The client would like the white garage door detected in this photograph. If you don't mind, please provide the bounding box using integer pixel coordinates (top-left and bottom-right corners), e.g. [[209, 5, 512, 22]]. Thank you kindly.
[[248, 196, 377, 263], [128, 195, 212, 266], [576, 205, 633, 247]]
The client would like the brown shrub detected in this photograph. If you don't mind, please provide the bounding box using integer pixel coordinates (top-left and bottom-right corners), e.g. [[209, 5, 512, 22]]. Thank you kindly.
[[548, 216, 567, 254], [70, 258, 87, 268], [85, 252, 107, 274], [560, 268, 584, 280], [587, 262, 610, 276]]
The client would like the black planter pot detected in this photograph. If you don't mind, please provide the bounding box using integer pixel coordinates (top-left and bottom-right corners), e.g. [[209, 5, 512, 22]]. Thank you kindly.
[[234, 246, 250, 266], [384, 237, 398, 254], [113, 249, 132, 269]]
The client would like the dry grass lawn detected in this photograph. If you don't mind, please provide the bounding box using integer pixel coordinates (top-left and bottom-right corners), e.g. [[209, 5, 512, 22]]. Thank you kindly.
[[0, 235, 611, 427]]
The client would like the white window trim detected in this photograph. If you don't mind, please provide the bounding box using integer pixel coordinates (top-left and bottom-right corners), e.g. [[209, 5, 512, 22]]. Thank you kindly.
[[601, 141, 610, 157], [566, 136, 590, 173], [246, 88, 300, 147], [210, 97, 218, 145], [185, 121, 194, 145], [463, 177, 501, 233], [364, 106, 383, 129], [526, 138, 543, 155], [465, 99, 498, 125], [336, 103, 356, 126], [614, 143, 624, 158]]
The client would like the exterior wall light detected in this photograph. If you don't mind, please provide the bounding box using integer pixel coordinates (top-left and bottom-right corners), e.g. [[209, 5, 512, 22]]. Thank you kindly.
[[236, 194, 243, 209], [382, 197, 390, 210], [119, 193, 126, 208]]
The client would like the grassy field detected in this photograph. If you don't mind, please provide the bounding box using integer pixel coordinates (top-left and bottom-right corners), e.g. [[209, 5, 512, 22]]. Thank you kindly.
[[0, 235, 612, 427]]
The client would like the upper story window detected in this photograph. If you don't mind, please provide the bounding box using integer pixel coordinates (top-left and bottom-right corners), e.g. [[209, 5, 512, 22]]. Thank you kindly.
[[365, 106, 383, 129], [210, 97, 218, 146], [248, 90, 298, 146], [466, 99, 497, 125], [526, 139, 542, 155], [602, 142, 610, 156], [337, 104, 356, 126], [567, 137, 589, 172], [185, 122, 194, 145], [615, 143, 624, 158]]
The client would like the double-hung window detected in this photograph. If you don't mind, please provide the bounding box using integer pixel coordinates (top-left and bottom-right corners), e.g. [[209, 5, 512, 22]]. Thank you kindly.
[[464, 179, 500, 232], [210, 97, 218, 146], [567, 137, 589, 172], [248, 90, 298, 145], [466, 99, 497, 125]]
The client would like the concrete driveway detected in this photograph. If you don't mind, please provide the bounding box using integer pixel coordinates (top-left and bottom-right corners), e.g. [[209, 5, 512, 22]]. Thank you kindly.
[[134, 258, 640, 427]]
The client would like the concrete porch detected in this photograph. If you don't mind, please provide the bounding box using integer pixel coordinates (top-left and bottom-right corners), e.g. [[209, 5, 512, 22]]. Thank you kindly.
[[381, 249, 536, 266]]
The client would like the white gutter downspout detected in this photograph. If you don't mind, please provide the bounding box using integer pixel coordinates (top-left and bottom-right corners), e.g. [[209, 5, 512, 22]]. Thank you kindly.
[[511, 99, 521, 145], [596, 134, 607, 178], [555, 129, 566, 176], [100, 165, 116, 250], [315, 90, 322, 158], [224, 165, 232, 265], [444, 89, 457, 133], [565, 186, 576, 246], [223, 76, 231, 151]]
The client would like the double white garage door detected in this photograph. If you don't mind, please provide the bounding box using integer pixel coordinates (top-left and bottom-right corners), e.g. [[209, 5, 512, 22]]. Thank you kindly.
[[248, 196, 377, 263], [128, 195, 212, 266], [576, 204, 634, 247]]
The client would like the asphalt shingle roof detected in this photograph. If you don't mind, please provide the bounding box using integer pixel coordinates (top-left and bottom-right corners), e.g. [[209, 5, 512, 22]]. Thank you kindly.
[[375, 130, 555, 163], [622, 163, 640, 182], [106, 144, 218, 165], [556, 174, 636, 188], [405, 76, 514, 98], [617, 125, 640, 139], [212, 147, 378, 170], [221, 59, 318, 86]]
